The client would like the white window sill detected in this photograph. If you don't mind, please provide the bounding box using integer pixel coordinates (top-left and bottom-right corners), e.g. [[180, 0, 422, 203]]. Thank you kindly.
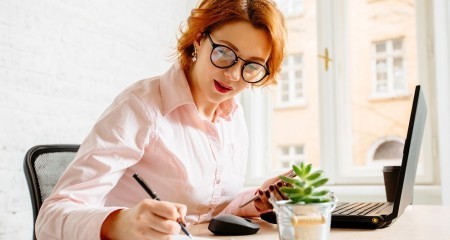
[[368, 92, 411, 101], [328, 185, 441, 205], [242, 185, 442, 205]]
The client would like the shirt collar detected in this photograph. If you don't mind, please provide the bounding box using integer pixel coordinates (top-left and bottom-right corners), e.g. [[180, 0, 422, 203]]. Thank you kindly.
[[159, 62, 239, 121]]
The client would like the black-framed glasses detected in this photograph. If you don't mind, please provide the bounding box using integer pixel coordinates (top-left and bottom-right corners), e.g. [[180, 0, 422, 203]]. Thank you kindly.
[[205, 32, 270, 83]]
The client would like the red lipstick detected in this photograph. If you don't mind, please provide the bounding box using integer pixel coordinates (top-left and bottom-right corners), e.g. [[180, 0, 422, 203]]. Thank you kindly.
[[214, 80, 232, 93]]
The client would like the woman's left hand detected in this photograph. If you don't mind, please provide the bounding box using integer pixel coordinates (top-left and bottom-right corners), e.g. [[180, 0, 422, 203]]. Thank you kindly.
[[253, 171, 289, 213]]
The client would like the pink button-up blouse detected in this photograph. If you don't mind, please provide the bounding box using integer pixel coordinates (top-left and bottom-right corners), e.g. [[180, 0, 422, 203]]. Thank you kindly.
[[35, 62, 259, 240]]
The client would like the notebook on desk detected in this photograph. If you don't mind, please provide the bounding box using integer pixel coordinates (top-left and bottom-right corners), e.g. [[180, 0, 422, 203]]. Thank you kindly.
[[331, 85, 427, 229]]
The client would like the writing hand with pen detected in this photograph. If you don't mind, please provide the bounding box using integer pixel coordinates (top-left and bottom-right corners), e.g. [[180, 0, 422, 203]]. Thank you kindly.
[[100, 174, 191, 240]]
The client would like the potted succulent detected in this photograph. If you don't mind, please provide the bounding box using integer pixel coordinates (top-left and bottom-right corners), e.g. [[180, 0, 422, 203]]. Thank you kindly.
[[269, 162, 337, 240]]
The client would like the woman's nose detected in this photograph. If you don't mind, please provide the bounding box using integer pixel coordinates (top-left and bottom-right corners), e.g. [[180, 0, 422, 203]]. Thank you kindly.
[[224, 62, 242, 82]]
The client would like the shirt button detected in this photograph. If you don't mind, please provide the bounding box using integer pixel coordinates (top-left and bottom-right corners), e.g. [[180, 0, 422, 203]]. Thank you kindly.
[[216, 179, 221, 184]]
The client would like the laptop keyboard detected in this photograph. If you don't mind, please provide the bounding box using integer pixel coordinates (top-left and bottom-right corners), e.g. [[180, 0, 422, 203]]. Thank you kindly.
[[333, 202, 392, 216]]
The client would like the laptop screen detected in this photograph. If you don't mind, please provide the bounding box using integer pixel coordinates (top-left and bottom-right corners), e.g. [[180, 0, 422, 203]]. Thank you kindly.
[[389, 85, 427, 220]]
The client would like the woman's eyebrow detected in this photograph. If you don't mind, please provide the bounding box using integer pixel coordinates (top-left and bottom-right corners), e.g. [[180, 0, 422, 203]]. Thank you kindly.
[[219, 39, 267, 63]]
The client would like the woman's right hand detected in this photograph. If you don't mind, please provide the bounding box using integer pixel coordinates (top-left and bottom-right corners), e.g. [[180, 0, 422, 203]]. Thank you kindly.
[[100, 199, 187, 240]]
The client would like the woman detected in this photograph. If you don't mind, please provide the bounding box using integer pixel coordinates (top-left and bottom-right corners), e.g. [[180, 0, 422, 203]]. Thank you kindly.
[[36, 0, 287, 239]]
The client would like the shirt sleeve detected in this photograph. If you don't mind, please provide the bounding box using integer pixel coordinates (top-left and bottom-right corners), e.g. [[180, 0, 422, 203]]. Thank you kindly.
[[35, 91, 153, 240]]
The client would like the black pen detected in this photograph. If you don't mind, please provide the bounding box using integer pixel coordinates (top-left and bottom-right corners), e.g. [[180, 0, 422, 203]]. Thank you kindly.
[[132, 173, 193, 239]]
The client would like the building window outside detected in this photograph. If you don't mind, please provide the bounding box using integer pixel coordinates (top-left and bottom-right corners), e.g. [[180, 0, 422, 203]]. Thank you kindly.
[[278, 53, 305, 107], [373, 141, 404, 160], [278, 145, 306, 170], [367, 136, 405, 167], [275, 0, 304, 17], [372, 38, 406, 97]]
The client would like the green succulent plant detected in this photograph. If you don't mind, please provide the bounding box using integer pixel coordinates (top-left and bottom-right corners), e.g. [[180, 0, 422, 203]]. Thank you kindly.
[[279, 162, 332, 204]]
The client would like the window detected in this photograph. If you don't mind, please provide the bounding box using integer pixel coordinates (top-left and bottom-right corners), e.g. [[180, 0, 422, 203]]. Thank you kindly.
[[373, 141, 403, 160], [275, 0, 304, 17], [366, 137, 404, 167], [278, 145, 305, 170], [277, 54, 305, 107], [372, 39, 406, 97], [244, 0, 434, 187]]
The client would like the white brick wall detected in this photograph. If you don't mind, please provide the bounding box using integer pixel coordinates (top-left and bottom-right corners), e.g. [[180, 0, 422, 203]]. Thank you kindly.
[[0, 1, 197, 239]]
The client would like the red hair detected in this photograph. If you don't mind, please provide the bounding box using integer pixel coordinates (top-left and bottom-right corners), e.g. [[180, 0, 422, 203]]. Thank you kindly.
[[177, 0, 286, 87]]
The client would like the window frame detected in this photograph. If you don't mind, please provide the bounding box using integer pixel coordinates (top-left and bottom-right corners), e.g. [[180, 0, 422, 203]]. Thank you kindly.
[[432, 0, 450, 205], [243, 0, 437, 188], [326, 0, 434, 185]]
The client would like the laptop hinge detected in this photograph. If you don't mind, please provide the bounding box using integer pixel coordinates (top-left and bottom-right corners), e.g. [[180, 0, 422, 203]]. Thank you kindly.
[[384, 212, 397, 222]]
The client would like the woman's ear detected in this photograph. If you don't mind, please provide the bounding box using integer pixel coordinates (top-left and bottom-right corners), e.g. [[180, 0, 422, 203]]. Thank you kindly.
[[193, 33, 203, 49]]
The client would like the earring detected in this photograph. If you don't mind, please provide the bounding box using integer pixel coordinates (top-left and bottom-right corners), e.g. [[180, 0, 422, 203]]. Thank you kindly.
[[192, 48, 197, 62]]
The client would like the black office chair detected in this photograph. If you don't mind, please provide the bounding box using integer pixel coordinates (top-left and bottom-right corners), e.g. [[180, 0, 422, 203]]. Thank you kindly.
[[23, 144, 80, 240]]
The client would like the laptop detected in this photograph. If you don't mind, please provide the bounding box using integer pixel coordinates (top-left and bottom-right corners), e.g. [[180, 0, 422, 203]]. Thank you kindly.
[[331, 85, 427, 229]]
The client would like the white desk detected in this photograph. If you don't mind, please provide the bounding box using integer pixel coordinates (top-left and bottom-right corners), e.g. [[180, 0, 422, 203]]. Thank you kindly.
[[187, 205, 450, 240]]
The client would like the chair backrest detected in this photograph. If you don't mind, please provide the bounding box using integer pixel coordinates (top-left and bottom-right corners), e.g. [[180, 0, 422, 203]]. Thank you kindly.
[[23, 144, 80, 239]]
